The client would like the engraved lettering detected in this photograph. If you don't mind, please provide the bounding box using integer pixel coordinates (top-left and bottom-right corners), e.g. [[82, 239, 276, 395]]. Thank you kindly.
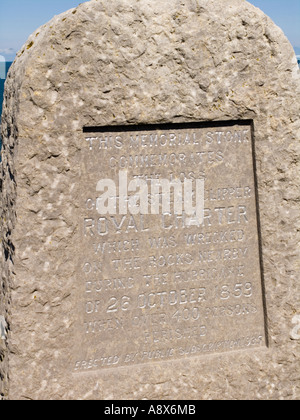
[[76, 123, 266, 371]]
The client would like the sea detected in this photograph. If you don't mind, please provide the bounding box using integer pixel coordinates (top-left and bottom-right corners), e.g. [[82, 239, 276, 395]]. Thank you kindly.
[[0, 61, 13, 157]]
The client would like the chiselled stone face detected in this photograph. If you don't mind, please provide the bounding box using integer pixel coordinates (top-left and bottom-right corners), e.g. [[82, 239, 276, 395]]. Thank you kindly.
[[0, 0, 299, 400]]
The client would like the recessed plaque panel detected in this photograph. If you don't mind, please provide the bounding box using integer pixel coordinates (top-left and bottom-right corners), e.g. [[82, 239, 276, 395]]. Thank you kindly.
[[73, 122, 266, 372]]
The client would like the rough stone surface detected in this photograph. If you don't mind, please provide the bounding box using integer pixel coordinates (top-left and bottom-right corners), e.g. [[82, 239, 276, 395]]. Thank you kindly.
[[1, 0, 300, 400]]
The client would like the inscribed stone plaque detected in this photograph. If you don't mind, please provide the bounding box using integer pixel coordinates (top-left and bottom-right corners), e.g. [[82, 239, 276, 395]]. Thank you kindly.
[[73, 122, 266, 372]]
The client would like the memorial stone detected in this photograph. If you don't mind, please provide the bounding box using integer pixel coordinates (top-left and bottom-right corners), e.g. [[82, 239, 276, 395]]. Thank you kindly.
[[0, 0, 299, 400]]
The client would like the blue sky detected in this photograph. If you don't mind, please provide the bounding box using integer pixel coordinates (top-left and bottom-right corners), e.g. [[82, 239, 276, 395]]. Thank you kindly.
[[0, 0, 299, 60]]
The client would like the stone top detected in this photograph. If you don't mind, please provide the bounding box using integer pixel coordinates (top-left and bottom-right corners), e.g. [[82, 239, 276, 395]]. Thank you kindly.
[[3, 0, 299, 132]]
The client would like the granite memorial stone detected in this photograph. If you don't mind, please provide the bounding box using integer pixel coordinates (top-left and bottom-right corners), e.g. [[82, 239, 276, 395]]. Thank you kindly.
[[0, 0, 299, 400]]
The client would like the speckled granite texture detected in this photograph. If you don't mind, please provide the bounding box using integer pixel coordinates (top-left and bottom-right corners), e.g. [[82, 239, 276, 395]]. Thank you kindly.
[[0, 0, 299, 400]]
